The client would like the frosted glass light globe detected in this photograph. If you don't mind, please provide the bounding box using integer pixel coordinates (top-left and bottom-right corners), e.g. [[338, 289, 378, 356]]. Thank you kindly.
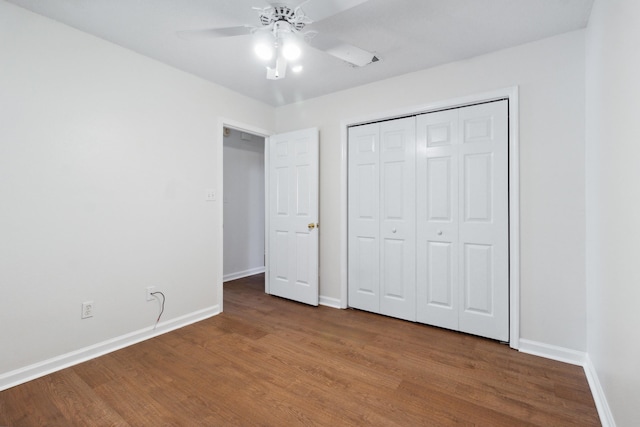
[[282, 42, 301, 61], [254, 43, 274, 61]]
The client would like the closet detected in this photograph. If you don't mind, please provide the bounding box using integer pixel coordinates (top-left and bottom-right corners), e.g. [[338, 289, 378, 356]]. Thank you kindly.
[[348, 100, 509, 341]]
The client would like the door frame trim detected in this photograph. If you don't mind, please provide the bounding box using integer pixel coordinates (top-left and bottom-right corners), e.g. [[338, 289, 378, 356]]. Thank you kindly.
[[217, 118, 272, 310], [338, 87, 521, 349]]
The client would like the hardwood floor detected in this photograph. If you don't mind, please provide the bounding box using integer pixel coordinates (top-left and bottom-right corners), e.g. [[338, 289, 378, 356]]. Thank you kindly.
[[0, 274, 600, 426]]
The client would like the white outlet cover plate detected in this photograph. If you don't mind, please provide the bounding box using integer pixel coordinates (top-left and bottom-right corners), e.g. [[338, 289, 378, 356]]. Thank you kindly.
[[81, 301, 94, 319]]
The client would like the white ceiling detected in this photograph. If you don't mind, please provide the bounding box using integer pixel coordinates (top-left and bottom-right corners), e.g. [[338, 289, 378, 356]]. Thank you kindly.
[[7, 0, 594, 107]]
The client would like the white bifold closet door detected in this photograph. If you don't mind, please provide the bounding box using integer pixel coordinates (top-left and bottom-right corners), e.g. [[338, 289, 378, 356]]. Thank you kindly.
[[348, 117, 416, 321], [416, 100, 509, 341]]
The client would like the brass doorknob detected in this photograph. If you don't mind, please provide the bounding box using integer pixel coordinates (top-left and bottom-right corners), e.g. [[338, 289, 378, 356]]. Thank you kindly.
[[308, 223, 316, 230]]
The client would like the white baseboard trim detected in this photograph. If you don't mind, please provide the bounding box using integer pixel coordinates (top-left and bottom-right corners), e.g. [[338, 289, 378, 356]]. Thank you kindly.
[[518, 340, 615, 425], [223, 267, 265, 282], [518, 339, 586, 366], [583, 354, 616, 427], [319, 295, 342, 309], [0, 305, 220, 392]]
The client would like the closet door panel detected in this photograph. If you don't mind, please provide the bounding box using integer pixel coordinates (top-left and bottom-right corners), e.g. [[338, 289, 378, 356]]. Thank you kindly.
[[379, 117, 416, 321], [458, 100, 509, 342], [416, 109, 459, 329], [348, 124, 381, 313]]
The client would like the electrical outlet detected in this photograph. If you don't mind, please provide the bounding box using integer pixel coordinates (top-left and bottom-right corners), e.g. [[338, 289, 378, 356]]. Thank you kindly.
[[81, 301, 94, 319], [146, 286, 156, 302], [205, 189, 216, 202]]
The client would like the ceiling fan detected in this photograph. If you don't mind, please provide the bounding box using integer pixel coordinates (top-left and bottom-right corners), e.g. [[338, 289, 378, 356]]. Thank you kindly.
[[178, 0, 379, 80]]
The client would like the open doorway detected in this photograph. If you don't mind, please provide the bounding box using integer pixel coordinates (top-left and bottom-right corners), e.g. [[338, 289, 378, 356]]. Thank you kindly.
[[222, 127, 266, 282], [217, 119, 319, 308]]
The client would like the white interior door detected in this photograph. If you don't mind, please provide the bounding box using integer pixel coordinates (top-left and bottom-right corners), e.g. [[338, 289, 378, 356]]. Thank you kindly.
[[416, 100, 508, 341], [348, 123, 380, 313], [416, 109, 460, 330], [457, 101, 508, 341], [379, 117, 416, 321], [348, 118, 416, 321], [348, 100, 508, 341], [267, 128, 319, 306]]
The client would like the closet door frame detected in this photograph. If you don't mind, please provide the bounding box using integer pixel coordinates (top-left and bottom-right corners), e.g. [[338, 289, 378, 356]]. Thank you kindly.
[[339, 87, 521, 349]]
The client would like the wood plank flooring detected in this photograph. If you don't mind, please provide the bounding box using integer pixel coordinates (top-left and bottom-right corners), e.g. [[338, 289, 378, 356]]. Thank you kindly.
[[0, 274, 600, 426]]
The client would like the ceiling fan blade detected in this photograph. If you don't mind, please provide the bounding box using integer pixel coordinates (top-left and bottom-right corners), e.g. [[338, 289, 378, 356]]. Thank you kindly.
[[310, 33, 379, 67], [177, 26, 253, 40], [291, 0, 370, 23]]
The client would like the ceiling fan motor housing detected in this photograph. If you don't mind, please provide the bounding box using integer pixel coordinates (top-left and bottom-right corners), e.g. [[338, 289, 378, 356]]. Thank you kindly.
[[259, 5, 307, 31]]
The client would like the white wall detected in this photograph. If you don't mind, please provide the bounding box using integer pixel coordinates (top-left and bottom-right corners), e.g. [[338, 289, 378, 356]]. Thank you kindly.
[[586, 0, 640, 425], [223, 129, 265, 280], [0, 0, 274, 382], [276, 31, 586, 352]]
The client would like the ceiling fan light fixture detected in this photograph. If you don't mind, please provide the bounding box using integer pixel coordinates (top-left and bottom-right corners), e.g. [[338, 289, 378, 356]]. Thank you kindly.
[[282, 41, 301, 61], [254, 42, 274, 61]]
